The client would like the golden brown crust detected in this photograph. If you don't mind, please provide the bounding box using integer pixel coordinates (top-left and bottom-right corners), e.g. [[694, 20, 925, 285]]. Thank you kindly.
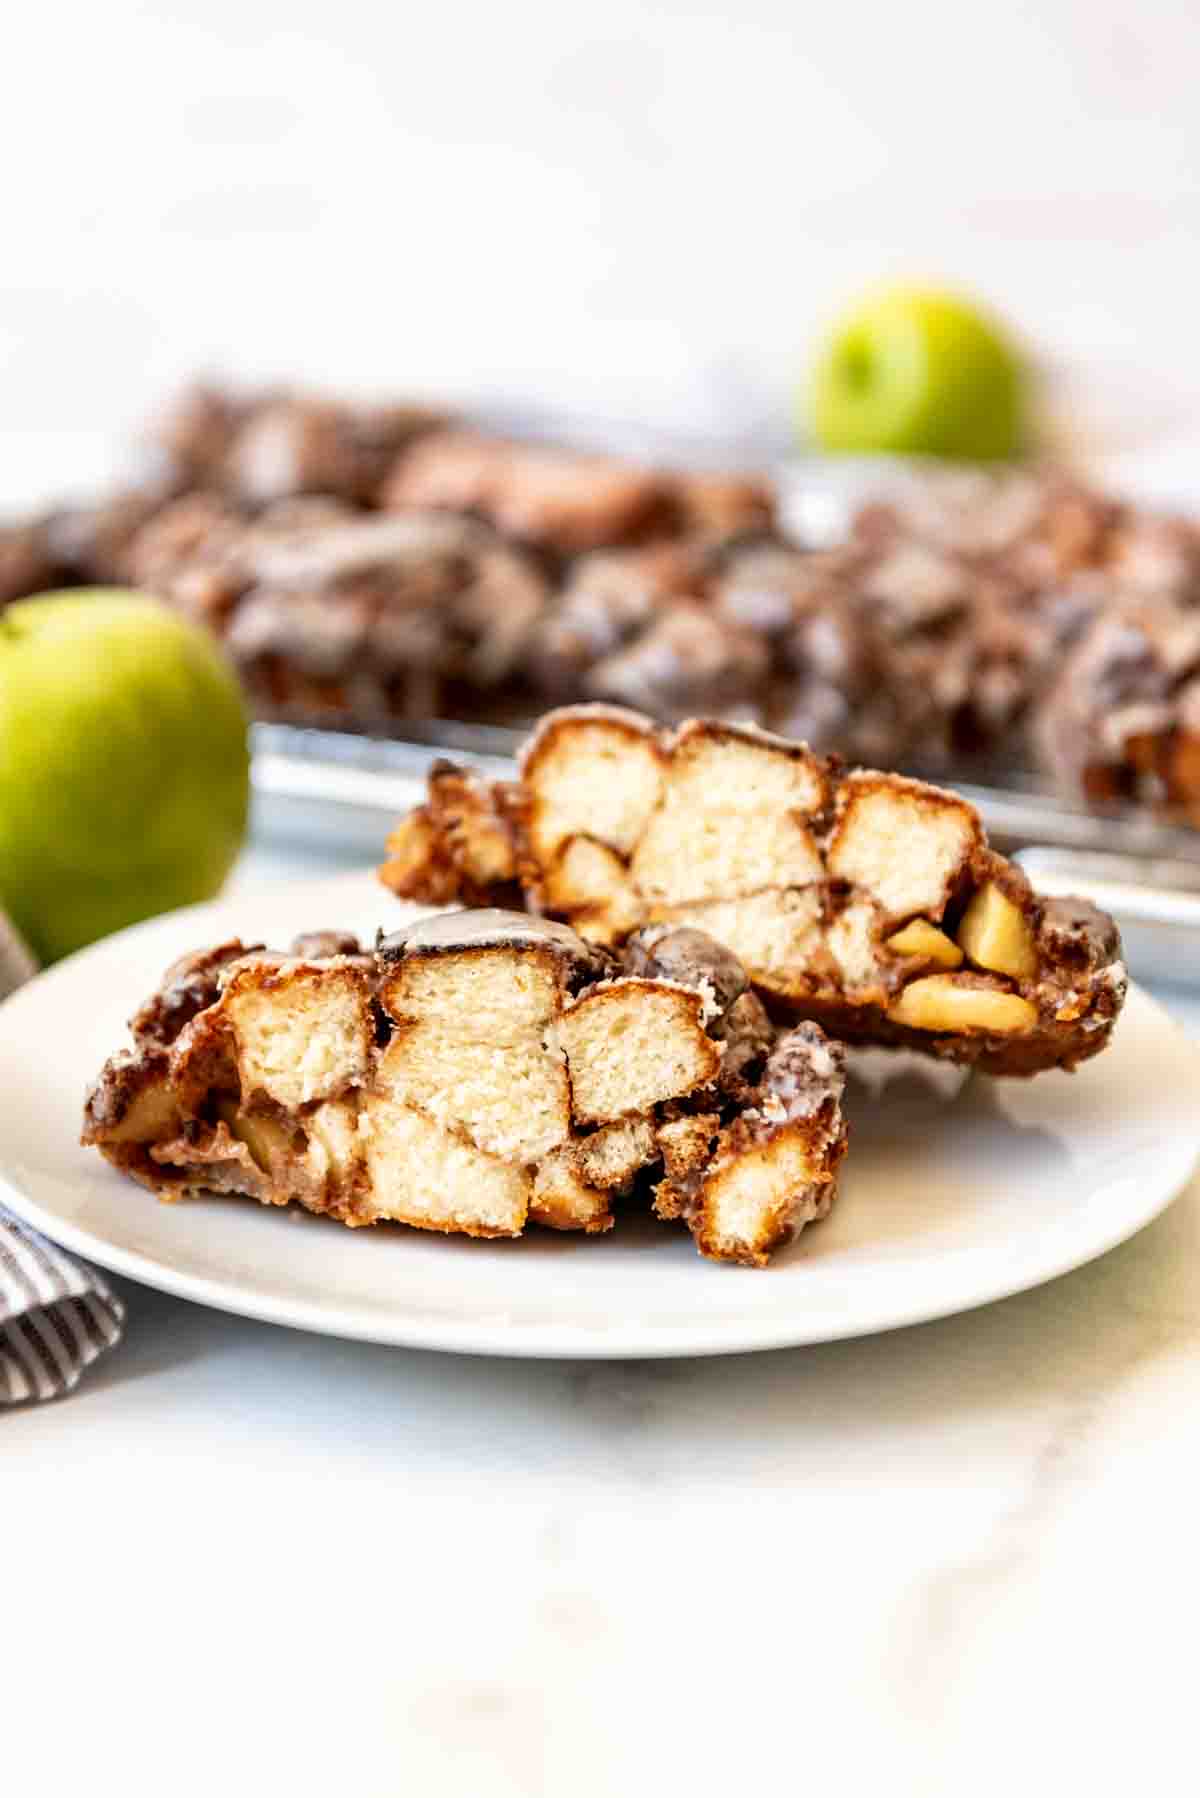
[[378, 939, 569, 1027], [543, 844, 646, 946], [529, 1151, 614, 1233], [519, 705, 668, 881], [378, 806, 463, 905], [378, 764, 526, 910], [655, 1025, 848, 1264], [220, 955, 370, 1004], [426, 761, 520, 889], [689, 1113, 848, 1268], [671, 713, 832, 787]]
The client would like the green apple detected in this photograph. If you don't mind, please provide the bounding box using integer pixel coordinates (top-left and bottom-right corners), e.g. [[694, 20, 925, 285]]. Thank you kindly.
[[0, 591, 250, 963], [809, 284, 1026, 460]]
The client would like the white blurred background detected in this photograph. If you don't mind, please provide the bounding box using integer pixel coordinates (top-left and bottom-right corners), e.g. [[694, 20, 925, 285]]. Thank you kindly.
[[4, 0, 1200, 500]]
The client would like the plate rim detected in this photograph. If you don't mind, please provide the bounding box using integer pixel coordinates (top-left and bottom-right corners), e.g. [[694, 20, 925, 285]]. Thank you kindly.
[[1, 869, 1196, 1360]]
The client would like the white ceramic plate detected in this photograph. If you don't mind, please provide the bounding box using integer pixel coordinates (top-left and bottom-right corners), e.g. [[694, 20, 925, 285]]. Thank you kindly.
[[1, 870, 1196, 1359]]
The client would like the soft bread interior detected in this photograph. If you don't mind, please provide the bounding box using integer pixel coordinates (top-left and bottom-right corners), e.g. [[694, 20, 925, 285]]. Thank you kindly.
[[827, 777, 980, 921], [630, 725, 827, 906], [558, 981, 719, 1123], [523, 711, 665, 865], [362, 1095, 530, 1235], [223, 960, 372, 1108]]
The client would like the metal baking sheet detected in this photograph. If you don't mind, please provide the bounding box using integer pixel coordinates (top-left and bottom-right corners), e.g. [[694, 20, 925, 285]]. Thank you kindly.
[[250, 722, 514, 858]]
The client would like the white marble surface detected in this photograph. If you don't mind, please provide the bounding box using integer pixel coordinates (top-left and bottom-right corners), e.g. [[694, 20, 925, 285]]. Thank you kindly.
[[6, 836, 1200, 1795]]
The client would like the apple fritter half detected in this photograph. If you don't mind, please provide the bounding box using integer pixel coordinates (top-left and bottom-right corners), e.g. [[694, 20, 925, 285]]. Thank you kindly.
[[379, 705, 1126, 1075], [83, 916, 848, 1267]]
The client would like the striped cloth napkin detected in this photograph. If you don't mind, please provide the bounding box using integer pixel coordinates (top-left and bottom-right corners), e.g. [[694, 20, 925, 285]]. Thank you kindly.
[[0, 1208, 125, 1403], [0, 908, 126, 1404]]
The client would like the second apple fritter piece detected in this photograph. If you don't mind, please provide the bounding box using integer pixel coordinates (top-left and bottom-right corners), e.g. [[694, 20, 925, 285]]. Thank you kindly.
[[379, 704, 1126, 1076]]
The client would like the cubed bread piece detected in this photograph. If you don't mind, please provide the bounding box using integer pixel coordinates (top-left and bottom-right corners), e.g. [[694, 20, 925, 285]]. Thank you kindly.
[[521, 705, 666, 866], [630, 720, 827, 906], [221, 957, 374, 1108], [667, 718, 828, 816], [665, 889, 826, 996], [529, 1151, 614, 1233], [558, 979, 721, 1124], [573, 1117, 658, 1188], [527, 1118, 657, 1232], [379, 764, 521, 908], [377, 1031, 571, 1162], [827, 772, 982, 921], [378, 807, 462, 905], [692, 1128, 840, 1267], [379, 911, 591, 1038], [542, 836, 646, 943], [304, 1097, 366, 1205], [361, 1095, 529, 1236], [827, 896, 889, 996], [688, 1026, 848, 1267], [654, 1027, 847, 1264], [375, 911, 586, 1160]]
